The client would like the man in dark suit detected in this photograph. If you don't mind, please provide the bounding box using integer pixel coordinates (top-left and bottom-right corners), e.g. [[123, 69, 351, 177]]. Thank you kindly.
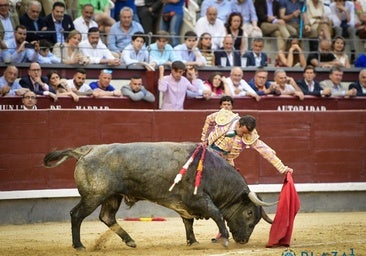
[[254, 0, 292, 50], [136, 0, 163, 35], [19, 62, 57, 100], [242, 38, 268, 67], [348, 69, 366, 96], [214, 34, 241, 67], [19, 0, 46, 42], [297, 65, 331, 97], [42, 1, 75, 45]]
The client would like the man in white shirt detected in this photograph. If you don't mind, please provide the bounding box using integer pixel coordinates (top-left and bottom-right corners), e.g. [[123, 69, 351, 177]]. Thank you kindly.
[[78, 27, 121, 66], [226, 67, 260, 101], [195, 6, 226, 50], [73, 4, 98, 41], [273, 69, 305, 99], [66, 68, 93, 96]]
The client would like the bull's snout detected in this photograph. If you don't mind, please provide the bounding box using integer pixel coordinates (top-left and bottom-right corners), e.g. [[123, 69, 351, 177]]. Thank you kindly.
[[233, 237, 249, 244]]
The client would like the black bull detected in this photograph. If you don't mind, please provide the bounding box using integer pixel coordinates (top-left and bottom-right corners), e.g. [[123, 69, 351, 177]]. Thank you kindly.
[[43, 142, 274, 250]]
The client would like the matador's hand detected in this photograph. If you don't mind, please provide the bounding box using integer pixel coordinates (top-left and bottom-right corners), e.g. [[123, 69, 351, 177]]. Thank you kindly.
[[285, 167, 294, 174]]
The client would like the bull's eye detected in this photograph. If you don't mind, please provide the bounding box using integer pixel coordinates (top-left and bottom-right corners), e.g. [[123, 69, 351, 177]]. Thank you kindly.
[[247, 210, 253, 216]]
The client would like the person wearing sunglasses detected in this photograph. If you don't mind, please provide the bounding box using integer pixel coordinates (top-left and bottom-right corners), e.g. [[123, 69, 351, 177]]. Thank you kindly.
[[89, 69, 122, 97]]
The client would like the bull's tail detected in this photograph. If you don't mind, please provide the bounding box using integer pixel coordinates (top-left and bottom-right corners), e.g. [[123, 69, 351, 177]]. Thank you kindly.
[[43, 146, 92, 168]]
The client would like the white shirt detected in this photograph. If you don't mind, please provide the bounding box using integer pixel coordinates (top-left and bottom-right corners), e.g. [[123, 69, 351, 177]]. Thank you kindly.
[[78, 39, 116, 64], [66, 79, 92, 93], [227, 78, 257, 97], [279, 83, 296, 95], [306, 80, 314, 92], [121, 43, 149, 65], [195, 16, 226, 50], [73, 17, 99, 41]]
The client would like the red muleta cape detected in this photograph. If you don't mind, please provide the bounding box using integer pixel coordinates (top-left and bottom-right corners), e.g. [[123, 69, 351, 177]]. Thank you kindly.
[[266, 172, 300, 247]]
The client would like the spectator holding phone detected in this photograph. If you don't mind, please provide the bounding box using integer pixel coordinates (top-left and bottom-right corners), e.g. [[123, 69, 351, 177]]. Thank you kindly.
[[1, 25, 39, 63]]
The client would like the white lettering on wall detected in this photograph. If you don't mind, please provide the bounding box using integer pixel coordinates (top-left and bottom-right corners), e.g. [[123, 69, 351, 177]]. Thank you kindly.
[[75, 106, 110, 110], [277, 105, 327, 111], [0, 104, 22, 110], [1, 105, 111, 110]]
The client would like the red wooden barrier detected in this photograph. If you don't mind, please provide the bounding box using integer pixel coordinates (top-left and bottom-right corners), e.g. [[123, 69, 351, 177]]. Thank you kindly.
[[1, 95, 365, 111], [1, 110, 365, 191]]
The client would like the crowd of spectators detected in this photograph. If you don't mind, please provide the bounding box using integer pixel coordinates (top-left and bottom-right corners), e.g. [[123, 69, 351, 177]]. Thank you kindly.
[[0, 0, 366, 109], [1, 0, 365, 66]]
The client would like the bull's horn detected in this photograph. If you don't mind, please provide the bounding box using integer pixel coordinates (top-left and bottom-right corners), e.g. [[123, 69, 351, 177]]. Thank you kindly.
[[261, 207, 273, 224], [248, 191, 278, 207]]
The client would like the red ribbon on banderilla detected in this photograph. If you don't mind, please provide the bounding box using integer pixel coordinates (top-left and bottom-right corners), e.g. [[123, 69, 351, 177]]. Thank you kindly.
[[194, 145, 206, 195], [169, 144, 206, 195]]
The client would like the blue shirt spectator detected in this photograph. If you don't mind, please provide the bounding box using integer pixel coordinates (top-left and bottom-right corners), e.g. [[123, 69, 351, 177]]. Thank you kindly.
[[0, 66, 25, 96], [149, 31, 179, 66], [1, 25, 38, 63], [89, 81, 116, 92], [108, 7, 144, 55]]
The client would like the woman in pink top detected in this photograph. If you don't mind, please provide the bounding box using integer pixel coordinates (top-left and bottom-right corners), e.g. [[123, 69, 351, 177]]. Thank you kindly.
[[204, 72, 232, 97]]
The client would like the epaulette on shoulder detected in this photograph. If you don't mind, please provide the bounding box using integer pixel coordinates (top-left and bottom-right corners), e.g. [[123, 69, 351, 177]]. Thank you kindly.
[[242, 129, 260, 145], [215, 109, 239, 126]]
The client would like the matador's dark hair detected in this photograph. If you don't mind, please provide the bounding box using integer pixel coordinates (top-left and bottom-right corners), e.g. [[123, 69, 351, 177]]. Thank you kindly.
[[239, 115, 256, 132]]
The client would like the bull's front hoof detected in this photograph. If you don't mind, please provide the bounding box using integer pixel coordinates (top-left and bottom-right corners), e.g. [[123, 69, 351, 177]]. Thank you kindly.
[[125, 240, 136, 248], [186, 240, 199, 246], [73, 245, 86, 251], [218, 237, 229, 248]]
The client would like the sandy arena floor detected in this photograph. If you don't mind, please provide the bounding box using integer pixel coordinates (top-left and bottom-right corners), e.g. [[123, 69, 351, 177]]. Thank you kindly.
[[0, 212, 365, 256]]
